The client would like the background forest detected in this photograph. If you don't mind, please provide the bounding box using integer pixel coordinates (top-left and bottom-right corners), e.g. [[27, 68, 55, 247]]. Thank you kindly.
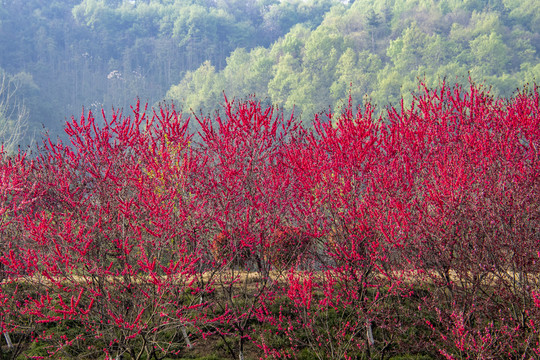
[[1, 0, 540, 150]]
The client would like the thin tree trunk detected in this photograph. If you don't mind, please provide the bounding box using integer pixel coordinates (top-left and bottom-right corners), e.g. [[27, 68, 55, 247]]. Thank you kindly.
[[239, 336, 244, 360], [367, 320, 375, 346], [181, 324, 192, 348], [4, 332, 13, 349]]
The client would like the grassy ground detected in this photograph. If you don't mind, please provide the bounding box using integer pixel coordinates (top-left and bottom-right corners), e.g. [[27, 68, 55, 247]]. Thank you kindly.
[[0, 272, 468, 359]]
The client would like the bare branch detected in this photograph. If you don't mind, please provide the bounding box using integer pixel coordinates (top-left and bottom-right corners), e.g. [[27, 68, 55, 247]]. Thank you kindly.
[[0, 73, 30, 154]]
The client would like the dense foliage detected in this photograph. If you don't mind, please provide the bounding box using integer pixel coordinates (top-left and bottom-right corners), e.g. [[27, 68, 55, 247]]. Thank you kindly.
[[1, 0, 540, 146], [0, 81, 539, 359]]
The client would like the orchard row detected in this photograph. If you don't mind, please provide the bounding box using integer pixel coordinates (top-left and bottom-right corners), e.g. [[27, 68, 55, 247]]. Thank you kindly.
[[0, 82, 539, 359]]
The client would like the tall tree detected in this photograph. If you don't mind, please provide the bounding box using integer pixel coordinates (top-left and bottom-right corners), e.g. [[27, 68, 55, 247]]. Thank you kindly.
[[365, 8, 381, 52]]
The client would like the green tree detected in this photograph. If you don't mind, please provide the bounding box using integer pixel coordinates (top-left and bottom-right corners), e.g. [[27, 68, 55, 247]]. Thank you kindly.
[[221, 48, 256, 99], [261, 0, 334, 40], [508, 28, 537, 69], [422, 34, 461, 67], [449, 10, 504, 44], [504, 0, 540, 33], [245, 47, 275, 99], [222, 47, 275, 100], [387, 22, 430, 72], [268, 53, 302, 108], [289, 25, 347, 116], [270, 24, 311, 59], [365, 8, 381, 52], [371, 66, 405, 107], [167, 61, 223, 114], [330, 49, 381, 110], [171, 4, 254, 69], [469, 32, 510, 76]]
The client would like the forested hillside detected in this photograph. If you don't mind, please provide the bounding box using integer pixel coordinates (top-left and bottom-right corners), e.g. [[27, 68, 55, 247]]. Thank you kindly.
[[0, 0, 539, 147], [168, 0, 540, 118]]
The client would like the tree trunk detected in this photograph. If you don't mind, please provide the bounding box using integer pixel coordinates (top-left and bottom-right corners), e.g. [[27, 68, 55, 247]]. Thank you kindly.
[[181, 324, 192, 348], [4, 332, 13, 349], [366, 320, 375, 346], [239, 337, 244, 360]]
